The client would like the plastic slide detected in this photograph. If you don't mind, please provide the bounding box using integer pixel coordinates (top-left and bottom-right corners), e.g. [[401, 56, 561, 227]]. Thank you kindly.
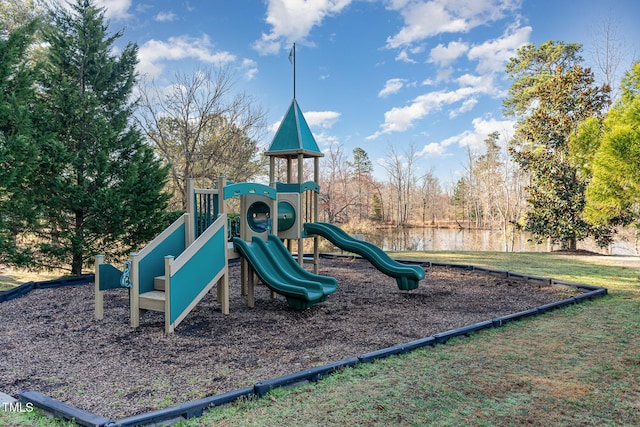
[[303, 222, 424, 290], [233, 235, 337, 309]]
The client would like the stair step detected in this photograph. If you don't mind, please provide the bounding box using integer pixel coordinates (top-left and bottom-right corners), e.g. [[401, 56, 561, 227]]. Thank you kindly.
[[154, 276, 166, 291], [139, 290, 166, 312]]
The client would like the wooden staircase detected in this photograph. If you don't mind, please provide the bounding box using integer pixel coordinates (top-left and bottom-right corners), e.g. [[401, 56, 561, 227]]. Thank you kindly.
[[139, 276, 167, 312]]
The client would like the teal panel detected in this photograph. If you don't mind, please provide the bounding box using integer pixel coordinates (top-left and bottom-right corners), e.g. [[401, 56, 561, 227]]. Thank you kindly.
[[276, 182, 302, 193], [224, 182, 276, 200], [169, 226, 226, 324], [295, 102, 321, 153], [267, 99, 322, 156], [269, 101, 300, 152], [98, 263, 123, 290], [300, 181, 320, 193], [275, 181, 319, 194], [138, 223, 186, 293]]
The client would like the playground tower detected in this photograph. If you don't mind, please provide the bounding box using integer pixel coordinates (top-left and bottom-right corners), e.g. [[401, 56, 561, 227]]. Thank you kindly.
[[265, 97, 323, 274]]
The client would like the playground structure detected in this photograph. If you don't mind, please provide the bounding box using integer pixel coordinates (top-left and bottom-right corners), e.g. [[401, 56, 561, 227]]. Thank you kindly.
[[94, 97, 425, 333]]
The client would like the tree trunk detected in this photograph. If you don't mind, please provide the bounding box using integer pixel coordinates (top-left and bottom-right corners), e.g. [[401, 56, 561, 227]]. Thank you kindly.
[[72, 210, 84, 275]]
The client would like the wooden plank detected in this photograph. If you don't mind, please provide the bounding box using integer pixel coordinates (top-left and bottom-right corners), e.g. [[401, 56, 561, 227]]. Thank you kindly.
[[154, 276, 166, 291], [139, 291, 166, 312]]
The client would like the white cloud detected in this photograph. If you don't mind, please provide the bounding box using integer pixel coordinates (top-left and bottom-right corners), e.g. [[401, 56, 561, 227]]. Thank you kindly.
[[378, 78, 406, 97], [450, 116, 515, 153], [395, 50, 417, 63], [461, 116, 514, 151], [137, 35, 236, 78], [467, 24, 531, 73], [429, 40, 469, 67], [367, 85, 486, 139], [269, 110, 341, 134], [241, 58, 259, 80], [154, 11, 177, 22], [253, 0, 353, 55], [455, 73, 498, 95], [418, 142, 447, 157], [96, 0, 132, 19], [51, 0, 132, 19], [449, 98, 478, 118], [416, 116, 514, 158], [316, 132, 342, 149], [305, 111, 341, 128], [386, 0, 522, 49]]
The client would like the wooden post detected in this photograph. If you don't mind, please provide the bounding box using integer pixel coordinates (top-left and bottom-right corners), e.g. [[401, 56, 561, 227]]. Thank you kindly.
[[186, 178, 195, 247], [297, 153, 304, 266], [164, 255, 174, 334], [129, 253, 140, 328], [314, 156, 320, 274], [269, 157, 275, 187], [247, 266, 255, 308], [94, 255, 104, 320], [216, 176, 230, 314], [218, 176, 226, 217], [240, 191, 248, 297]]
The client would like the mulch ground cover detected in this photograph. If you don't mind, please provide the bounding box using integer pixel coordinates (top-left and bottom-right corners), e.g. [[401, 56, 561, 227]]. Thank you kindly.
[[0, 256, 579, 419]]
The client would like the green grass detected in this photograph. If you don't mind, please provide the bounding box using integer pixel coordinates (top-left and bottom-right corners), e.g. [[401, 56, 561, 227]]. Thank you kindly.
[[0, 267, 63, 292], [2, 252, 639, 426]]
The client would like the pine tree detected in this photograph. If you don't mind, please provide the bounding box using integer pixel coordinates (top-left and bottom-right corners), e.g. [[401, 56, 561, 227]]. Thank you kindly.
[[33, 0, 169, 274], [0, 20, 42, 264]]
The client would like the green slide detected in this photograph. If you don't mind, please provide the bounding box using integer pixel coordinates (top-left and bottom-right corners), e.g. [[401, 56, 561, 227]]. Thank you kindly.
[[304, 222, 424, 290], [233, 235, 337, 309]]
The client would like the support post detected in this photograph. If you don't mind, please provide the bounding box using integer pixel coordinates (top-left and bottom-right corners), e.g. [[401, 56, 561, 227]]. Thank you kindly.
[[164, 255, 174, 334], [129, 253, 140, 328], [269, 157, 275, 187], [186, 178, 195, 246], [297, 153, 304, 266], [314, 156, 320, 274], [94, 255, 104, 320], [218, 176, 226, 217], [247, 265, 255, 308]]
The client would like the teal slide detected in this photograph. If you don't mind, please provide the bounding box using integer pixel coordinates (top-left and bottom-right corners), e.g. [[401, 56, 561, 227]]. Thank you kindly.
[[233, 235, 337, 309], [304, 222, 424, 290]]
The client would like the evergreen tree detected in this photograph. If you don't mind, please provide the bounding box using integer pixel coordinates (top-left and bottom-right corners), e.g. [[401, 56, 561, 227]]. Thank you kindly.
[[582, 62, 640, 226], [0, 20, 42, 264], [504, 41, 611, 249], [349, 147, 373, 220], [32, 0, 169, 274]]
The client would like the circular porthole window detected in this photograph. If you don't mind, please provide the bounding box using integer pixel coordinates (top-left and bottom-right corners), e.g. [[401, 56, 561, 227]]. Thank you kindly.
[[277, 201, 296, 231], [247, 201, 271, 233]]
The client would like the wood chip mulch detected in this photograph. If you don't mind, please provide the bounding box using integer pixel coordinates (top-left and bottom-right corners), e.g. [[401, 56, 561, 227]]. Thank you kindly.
[[0, 257, 579, 419]]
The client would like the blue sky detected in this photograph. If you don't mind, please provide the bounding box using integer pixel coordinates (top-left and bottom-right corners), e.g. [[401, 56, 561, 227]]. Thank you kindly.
[[69, 0, 640, 184]]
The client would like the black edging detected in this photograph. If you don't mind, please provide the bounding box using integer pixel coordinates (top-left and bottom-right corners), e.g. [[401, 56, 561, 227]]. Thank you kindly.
[[20, 390, 111, 427], [12, 259, 607, 427], [0, 274, 94, 303]]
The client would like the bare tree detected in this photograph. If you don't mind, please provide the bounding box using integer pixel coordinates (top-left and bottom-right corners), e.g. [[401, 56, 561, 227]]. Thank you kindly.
[[418, 169, 441, 226], [319, 143, 357, 223], [588, 16, 634, 102], [380, 144, 419, 226], [136, 67, 268, 209]]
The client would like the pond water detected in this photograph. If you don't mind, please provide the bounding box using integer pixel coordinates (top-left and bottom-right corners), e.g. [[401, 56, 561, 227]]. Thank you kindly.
[[361, 227, 638, 255]]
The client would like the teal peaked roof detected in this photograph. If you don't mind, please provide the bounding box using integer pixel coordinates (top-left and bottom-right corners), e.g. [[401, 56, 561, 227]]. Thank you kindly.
[[265, 98, 323, 158]]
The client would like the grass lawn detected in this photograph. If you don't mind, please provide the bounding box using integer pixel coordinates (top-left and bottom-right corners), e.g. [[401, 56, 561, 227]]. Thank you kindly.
[[0, 267, 63, 292], [1, 251, 639, 426]]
